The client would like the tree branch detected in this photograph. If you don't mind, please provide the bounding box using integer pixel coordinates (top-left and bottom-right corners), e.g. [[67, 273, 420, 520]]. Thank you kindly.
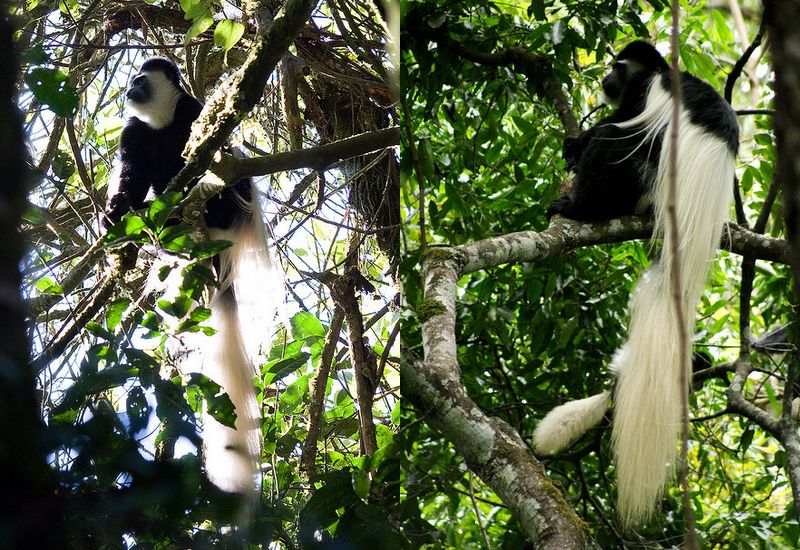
[[407, 247, 597, 548], [766, 0, 800, 519], [302, 307, 344, 478], [213, 127, 399, 181], [31, 241, 139, 374], [26, 239, 105, 317], [726, 359, 782, 438], [329, 271, 378, 455], [456, 218, 789, 274]]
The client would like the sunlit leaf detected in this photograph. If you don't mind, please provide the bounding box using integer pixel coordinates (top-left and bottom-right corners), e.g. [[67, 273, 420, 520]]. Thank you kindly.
[[24, 67, 79, 117], [214, 19, 245, 54]]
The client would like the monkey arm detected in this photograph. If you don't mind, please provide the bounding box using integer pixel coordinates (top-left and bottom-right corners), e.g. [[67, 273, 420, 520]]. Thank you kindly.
[[562, 129, 597, 171], [104, 121, 152, 227]]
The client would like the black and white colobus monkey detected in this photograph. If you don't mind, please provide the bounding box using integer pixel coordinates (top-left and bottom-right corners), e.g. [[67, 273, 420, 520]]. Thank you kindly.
[[105, 57, 275, 497], [534, 41, 738, 526]]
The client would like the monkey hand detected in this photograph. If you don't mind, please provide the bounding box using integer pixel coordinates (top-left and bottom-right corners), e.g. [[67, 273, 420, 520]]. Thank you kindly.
[[546, 195, 572, 219], [563, 128, 595, 170], [563, 137, 581, 170], [103, 194, 130, 229]]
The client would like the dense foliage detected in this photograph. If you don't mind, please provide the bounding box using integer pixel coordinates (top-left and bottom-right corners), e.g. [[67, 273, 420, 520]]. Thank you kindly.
[[401, 0, 795, 547]]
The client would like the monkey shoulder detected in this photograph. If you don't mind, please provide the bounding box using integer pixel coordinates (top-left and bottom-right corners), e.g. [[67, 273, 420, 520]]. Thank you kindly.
[[173, 94, 203, 130], [679, 73, 739, 152]]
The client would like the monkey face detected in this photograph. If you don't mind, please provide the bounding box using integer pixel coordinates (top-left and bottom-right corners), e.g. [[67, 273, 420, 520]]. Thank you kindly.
[[601, 60, 643, 106], [124, 69, 182, 129], [601, 63, 625, 102], [126, 73, 151, 104]]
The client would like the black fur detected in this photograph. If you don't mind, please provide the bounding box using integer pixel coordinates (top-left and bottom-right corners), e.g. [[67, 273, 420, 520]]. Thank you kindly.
[[548, 41, 738, 221], [105, 58, 250, 231], [139, 57, 183, 87]]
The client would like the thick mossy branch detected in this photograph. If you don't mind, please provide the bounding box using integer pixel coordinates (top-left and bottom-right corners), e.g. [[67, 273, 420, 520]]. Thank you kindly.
[[406, 248, 598, 547], [458, 218, 789, 274], [166, 0, 317, 194]]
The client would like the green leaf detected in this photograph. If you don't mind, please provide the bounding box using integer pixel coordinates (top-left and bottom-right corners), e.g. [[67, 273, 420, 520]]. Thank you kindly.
[[22, 204, 46, 225], [52, 365, 138, 414], [189, 306, 212, 323], [335, 501, 403, 548], [34, 276, 63, 295], [181, 263, 217, 299], [279, 375, 309, 413], [266, 352, 310, 383], [299, 471, 360, 544], [179, 0, 210, 19], [177, 306, 212, 333], [105, 298, 130, 330], [290, 311, 325, 341], [711, 11, 734, 44], [367, 425, 396, 471], [764, 379, 780, 415], [51, 150, 75, 180], [375, 423, 394, 449], [391, 399, 400, 425], [126, 386, 150, 434], [24, 67, 79, 118], [148, 191, 182, 228], [528, 0, 546, 21], [141, 311, 161, 332], [192, 239, 233, 259], [417, 139, 435, 182], [58, 0, 78, 13], [21, 45, 48, 65], [185, 14, 214, 44], [352, 469, 370, 499], [214, 20, 245, 53], [86, 322, 114, 341], [125, 348, 159, 381], [103, 215, 148, 242], [186, 373, 237, 429], [740, 425, 755, 453], [157, 294, 193, 319], [330, 416, 359, 438], [160, 225, 195, 252]]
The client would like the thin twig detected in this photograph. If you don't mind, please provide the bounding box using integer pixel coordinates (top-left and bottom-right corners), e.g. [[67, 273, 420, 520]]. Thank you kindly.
[[667, 11, 697, 545]]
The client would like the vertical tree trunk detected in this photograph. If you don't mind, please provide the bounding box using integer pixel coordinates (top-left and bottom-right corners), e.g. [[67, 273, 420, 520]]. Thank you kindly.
[[0, 2, 63, 545]]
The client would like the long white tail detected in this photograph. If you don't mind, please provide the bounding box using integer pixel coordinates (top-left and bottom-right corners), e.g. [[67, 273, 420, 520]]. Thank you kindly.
[[203, 185, 281, 495], [201, 289, 261, 493], [533, 75, 734, 526], [610, 76, 734, 525]]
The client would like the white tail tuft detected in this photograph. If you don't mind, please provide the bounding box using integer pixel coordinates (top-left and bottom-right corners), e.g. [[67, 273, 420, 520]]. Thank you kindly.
[[533, 391, 611, 455], [209, 189, 283, 362]]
